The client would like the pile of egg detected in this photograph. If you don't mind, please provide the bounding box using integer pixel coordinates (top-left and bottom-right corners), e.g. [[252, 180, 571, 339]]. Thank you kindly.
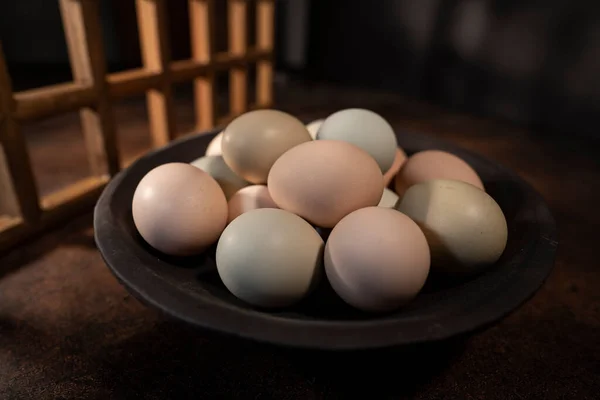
[[132, 109, 508, 313]]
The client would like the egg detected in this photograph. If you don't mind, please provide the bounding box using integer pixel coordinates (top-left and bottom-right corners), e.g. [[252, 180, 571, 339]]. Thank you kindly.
[[378, 188, 399, 208], [227, 185, 278, 223], [305, 118, 324, 139], [205, 131, 223, 156], [216, 208, 324, 308], [132, 163, 228, 256], [221, 109, 312, 184], [191, 155, 248, 199], [316, 108, 398, 172], [396, 179, 508, 275], [324, 207, 430, 312], [383, 147, 407, 187], [268, 140, 384, 228], [394, 150, 484, 198]]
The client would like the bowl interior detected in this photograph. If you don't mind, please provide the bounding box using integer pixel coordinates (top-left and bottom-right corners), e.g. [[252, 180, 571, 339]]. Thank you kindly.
[[95, 128, 557, 349]]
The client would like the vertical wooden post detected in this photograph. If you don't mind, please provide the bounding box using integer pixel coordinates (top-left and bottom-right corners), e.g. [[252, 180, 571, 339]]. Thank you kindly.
[[0, 43, 41, 223], [228, 0, 248, 115], [136, 0, 177, 147], [59, 0, 120, 177], [189, 0, 216, 130], [256, 0, 274, 107]]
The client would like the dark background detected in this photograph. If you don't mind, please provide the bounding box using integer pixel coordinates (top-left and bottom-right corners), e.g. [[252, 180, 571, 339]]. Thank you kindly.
[[2, 0, 599, 139]]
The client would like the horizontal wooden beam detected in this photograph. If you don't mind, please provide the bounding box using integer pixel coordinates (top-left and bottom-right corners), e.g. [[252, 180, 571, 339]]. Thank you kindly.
[[107, 68, 162, 98], [0, 175, 108, 254], [14, 82, 95, 120]]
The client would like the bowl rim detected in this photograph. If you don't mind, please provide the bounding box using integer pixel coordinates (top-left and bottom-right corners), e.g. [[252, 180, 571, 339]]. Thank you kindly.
[[94, 128, 558, 350]]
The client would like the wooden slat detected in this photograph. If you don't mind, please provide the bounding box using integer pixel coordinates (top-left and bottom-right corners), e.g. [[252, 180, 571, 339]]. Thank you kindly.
[[59, 0, 120, 177], [107, 68, 161, 98], [0, 43, 41, 223], [41, 175, 108, 211], [0, 176, 108, 254], [228, 0, 248, 115], [189, 0, 217, 130], [14, 82, 95, 120], [256, 0, 274, 107], [136, 0, 177, 148], [169, 49, 270, 83]]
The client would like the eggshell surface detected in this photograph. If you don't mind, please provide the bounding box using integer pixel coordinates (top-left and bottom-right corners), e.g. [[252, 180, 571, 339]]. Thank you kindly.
[[378, 188, 399, 208], [316, 108, 398, 172], [216, 208, 324, 308], [227, 185, 278, 223], [205, 132, 223, 156], [132, 163, 228, 256], [324, 207, 430, 312], [191, 155, 248, 199], [394, 150, 484, 198], [396, 179, 508, 275], [221, 109, 312, 184], [383, 147, 407, 186], [268, 140, 384, 228], [305, 118, 324, 139]]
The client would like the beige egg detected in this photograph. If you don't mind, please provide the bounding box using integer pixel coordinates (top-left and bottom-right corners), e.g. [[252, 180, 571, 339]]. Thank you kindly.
[[383, 147, 407, 187], [132, 163, 228, 256], [378, 188, 399, 208], [324, 207, 430, 312], [222, 109, 312, 184], [305, 118, 324, 139], [191, 155, 248, 200], [268, 140, 384, 228], [394, 150, 484, 198], [396, 179, 508, 275], [227, 185, 279, 223], [205, 131, 223, 156]]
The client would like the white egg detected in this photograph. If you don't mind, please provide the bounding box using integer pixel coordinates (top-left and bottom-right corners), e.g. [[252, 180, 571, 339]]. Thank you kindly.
[[205, 131, 223, 156], [305, 119, 324, 139], [378, 188, 399, 208]]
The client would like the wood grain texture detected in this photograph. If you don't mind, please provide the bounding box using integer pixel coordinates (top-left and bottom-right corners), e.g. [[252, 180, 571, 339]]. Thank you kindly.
[[189, 0, 217, 130], [0, 43, 41, 223], [0, 83, 598, 398], [228, 0, 248, 115], [136, 0, 177, 147], [256, 0, 274, 107], [59, 0, 120, 177]]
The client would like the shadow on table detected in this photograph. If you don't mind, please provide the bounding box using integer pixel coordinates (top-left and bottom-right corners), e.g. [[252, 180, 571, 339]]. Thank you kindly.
[[91, 319, 467, 399]]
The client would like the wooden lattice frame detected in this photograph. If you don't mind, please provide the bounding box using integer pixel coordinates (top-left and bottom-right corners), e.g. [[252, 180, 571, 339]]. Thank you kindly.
[[0, 0, 274, 253]]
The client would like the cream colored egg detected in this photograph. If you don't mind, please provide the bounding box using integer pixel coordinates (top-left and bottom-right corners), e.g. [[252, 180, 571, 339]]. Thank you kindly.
[[268, 140, 384, 228], [383, 147, 407, 187], [205, 132, 223, 156], [378, 188, 399, 208], [222, 109, 312, 184], [132, 163, 228, 256], [316, 108, 398, 172], [305, 118, 324, 139], [191, 155, 248, 199], [396, 179, 508, 275], [324, 207, 430, 312], [394, 150, 484, 198], [227, 185, 278, 223], [216, 208, 324, 308]]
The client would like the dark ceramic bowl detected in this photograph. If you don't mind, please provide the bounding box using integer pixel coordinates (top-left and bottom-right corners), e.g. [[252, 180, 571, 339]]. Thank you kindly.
[[94, 128, 557, 350]]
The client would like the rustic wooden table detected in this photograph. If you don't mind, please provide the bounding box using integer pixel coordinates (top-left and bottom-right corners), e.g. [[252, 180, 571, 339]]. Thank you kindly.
[[1, 83, 598, 399]]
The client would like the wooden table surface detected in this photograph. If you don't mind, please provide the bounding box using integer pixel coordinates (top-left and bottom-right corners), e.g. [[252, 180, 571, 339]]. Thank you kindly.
[[1, 82, 598, 399]]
